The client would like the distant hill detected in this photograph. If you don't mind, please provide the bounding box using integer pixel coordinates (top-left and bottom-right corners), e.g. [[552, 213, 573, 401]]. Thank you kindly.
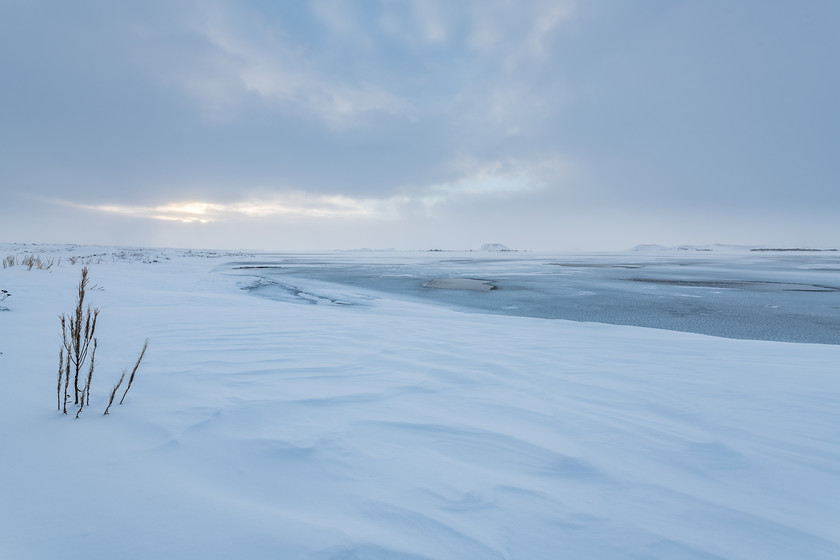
[[479, 243, 513, 252], [631, 244, 837, 253]]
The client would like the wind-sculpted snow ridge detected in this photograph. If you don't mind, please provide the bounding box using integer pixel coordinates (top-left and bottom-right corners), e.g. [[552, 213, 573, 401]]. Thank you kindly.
[[1, 245, 839, 559]]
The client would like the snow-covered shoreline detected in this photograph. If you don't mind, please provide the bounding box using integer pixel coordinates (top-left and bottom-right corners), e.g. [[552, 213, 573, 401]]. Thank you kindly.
[[1, 245, 838, 559]]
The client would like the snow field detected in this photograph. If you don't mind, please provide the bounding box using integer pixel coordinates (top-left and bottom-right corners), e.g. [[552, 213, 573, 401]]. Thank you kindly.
[[0, 248, 838, 559]]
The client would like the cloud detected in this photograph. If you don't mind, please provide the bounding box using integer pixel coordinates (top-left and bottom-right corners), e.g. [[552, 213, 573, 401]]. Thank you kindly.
[[373, 0, 575, 62], [4, 0, 836, 251], [309, 0, 361, 36], [466, 0, 575, 60], [522, 1, 575, 59], [410, 0, 449, 45], [413, 156, 568, 209], [55, 192, 384, 224], [47, 154, 568, 227], [177, 3, 410, 126]]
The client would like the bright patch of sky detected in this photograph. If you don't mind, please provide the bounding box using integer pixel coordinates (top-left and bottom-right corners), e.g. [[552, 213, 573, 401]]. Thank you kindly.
[[1, 0, 837, 250]]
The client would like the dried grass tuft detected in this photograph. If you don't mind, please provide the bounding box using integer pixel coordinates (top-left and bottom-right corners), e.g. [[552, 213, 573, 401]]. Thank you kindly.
[[2, 254, 56, 270]]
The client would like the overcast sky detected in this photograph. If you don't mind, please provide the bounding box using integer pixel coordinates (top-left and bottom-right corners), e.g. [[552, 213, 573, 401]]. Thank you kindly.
[[1, 0, 837, 251]]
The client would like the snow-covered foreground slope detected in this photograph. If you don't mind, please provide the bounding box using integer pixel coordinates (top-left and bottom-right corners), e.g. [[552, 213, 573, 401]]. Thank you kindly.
[[1, 247, 838, 559]]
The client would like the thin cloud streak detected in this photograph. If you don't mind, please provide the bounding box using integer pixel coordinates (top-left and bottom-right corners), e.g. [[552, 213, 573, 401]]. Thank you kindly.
[[57, 194, 381, 223], [48, 156, 563, 225]]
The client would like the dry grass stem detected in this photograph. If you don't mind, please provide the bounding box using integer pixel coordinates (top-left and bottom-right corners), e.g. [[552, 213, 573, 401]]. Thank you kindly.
[[57, 348, 64, 411], [63, 359, 70, 415], [85, 339, 97, 406], [120, 338, 149, 405], [104, 370, 127, 415]]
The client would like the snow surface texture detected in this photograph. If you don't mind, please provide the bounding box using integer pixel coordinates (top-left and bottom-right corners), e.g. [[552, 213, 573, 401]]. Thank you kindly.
[[1, 245, 839, 559]]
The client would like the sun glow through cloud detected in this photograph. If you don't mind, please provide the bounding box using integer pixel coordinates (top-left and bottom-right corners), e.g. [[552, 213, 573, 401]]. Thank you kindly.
[[60, 194, 383, 224], [50, 158, 567, 228]]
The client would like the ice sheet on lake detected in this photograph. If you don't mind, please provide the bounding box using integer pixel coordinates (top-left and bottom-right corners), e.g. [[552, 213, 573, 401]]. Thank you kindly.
[[422, 278, 496, 291], [230, 250, 840, 344]]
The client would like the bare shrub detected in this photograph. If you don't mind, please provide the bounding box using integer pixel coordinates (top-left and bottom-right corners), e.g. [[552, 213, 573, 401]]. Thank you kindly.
[[59, 267, 99, 408], [54, 268, 149, 418]]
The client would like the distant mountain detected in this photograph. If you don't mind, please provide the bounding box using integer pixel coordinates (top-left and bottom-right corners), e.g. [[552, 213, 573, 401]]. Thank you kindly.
[[479, 243, 513, 252]]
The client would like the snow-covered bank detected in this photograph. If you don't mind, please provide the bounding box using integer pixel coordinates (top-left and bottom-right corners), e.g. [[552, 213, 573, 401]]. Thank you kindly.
[[1, 246, 838, 559]]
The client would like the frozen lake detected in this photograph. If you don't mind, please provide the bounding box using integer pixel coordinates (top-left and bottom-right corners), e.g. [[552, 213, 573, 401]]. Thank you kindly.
[[230, 250, 840, 345]]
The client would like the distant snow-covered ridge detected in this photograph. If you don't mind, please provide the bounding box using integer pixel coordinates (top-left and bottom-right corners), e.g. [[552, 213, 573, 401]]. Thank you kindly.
[[479, 243, 513, 252], [631, 243, 838, 252], [631, 243, 755, 252]]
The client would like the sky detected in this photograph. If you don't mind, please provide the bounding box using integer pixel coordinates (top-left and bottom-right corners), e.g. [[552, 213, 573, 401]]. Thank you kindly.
[[1, 0, 838, 251]]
